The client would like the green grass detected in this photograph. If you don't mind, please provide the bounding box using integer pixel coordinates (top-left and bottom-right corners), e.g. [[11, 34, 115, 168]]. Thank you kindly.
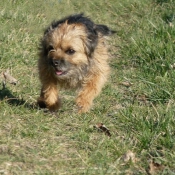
[[0, 0, 175, 174]]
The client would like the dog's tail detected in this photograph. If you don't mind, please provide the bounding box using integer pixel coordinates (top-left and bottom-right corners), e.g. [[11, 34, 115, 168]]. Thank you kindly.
[[95, 24, 116, 36]]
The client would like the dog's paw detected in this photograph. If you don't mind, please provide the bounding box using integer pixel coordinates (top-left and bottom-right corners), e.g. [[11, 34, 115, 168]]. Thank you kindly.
[[47, 101, 60, 112], [37, 97, 61, 112], [76, 98, 92, 113]]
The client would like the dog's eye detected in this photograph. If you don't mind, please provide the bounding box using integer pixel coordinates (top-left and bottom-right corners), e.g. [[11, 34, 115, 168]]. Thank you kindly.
[[65, 49, 75, 55], [47, 45, 54, 52]]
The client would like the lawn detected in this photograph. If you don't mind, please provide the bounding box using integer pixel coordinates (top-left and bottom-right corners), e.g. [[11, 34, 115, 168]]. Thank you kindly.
[[0, 0, 175, 174]]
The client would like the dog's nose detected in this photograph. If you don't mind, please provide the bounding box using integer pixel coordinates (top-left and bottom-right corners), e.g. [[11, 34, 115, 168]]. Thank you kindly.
[[52, 59, 64, 66], [52, 60, 60, 66]]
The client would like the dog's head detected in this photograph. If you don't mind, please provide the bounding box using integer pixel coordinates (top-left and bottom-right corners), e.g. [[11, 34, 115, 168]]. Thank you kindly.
[[40, 14, 114, 79]]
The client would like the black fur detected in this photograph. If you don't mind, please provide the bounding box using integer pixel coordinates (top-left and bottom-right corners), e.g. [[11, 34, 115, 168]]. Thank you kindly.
[[43, 14, 115, 57], [95, 24, 116, 35]]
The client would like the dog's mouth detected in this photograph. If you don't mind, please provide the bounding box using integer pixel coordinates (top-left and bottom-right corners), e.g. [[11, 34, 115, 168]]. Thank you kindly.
[[55, 68, 68, 76], [50, 59, 69, 76]]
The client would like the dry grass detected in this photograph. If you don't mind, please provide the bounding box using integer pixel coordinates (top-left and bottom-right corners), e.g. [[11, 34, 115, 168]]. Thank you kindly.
[[0, 0, 175, 174]]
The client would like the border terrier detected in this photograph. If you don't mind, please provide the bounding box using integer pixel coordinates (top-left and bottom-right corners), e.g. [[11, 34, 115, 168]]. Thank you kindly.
[[37, 14, 114, 113]]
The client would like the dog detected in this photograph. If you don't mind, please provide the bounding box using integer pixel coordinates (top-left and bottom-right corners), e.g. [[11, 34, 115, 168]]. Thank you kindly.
[[37, 13, 115, 113]]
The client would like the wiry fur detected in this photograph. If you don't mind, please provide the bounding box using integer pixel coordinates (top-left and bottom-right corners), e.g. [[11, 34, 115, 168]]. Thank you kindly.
[[37, 14, 114, 113]]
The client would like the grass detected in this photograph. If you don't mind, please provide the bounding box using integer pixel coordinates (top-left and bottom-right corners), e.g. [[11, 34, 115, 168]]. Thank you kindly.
[[0, 0, 175, 174]]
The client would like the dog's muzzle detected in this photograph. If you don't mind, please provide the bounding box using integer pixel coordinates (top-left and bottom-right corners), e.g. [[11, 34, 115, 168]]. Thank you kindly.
[[52, 59, 65, 67], [51, 59, 68, 76]]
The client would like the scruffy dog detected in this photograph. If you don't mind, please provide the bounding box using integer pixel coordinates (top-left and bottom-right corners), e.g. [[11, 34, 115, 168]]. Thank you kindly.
[[37, 14, 114, 113]]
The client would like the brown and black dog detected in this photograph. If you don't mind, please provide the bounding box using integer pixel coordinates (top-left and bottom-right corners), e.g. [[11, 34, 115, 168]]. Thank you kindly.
[[37, 14, 115, 113]]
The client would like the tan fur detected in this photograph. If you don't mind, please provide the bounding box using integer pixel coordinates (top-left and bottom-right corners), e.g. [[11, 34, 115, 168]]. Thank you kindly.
[[38, 21, 110, 113]]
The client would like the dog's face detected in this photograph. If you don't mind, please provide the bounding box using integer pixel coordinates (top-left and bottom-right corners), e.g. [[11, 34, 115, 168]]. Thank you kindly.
[[42, 23, 92, 80], [40, 14, 114, 81]]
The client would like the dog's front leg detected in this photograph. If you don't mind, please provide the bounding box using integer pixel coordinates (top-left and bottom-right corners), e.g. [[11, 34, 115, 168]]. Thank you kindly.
[[76, 73, 106, 113], [37, 83, 60, 112]]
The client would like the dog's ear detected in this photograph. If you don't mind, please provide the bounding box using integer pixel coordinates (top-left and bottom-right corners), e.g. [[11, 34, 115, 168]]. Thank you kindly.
[[84, 25, 115, 58], [84, 29, 98, 58], [39, 37, 49, 56], [95, 24, 116, 36]]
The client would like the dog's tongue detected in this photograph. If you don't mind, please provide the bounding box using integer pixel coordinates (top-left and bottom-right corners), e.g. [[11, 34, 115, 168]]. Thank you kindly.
[[56, 70, 63, 75]]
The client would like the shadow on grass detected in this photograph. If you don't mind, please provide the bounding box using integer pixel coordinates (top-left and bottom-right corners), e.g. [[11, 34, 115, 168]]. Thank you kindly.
[[0, 87, 37, 110], [154, 0, 172, 5]]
